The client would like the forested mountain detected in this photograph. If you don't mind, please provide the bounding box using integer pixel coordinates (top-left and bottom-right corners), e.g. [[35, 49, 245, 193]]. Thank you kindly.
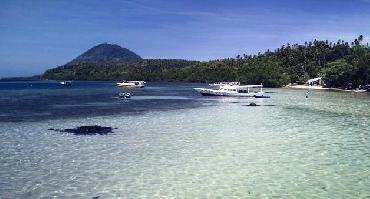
[[66, 43, 142, 65], [42, 36, 370, 88]]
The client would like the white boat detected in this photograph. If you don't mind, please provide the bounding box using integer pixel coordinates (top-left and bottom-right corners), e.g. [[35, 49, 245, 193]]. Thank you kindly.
[[60, 81, 72, 86], [194, 83, 270, 98], [117, 80, 145, 88]]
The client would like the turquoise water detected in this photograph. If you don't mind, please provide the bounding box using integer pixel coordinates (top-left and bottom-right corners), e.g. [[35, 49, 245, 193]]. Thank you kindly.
[[1, 81, 369, 198]]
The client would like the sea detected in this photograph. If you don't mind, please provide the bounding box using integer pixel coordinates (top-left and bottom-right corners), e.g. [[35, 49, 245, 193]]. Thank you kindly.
[[0, 81, 369, 198]]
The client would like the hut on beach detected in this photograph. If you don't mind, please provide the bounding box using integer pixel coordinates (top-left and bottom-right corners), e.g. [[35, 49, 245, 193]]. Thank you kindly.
[[306, 77, 323, 86]]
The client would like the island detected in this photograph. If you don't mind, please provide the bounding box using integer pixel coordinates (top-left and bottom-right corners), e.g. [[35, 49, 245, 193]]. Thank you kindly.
[[12, 36, 370, 90]]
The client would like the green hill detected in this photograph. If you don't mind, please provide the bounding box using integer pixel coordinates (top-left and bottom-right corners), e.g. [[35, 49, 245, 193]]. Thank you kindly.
[[66, 43, 142, 65]]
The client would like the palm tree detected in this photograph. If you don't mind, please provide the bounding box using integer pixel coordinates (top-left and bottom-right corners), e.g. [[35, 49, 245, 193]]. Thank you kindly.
[[358, 35, 364, 43], [354, 39, 359, 45]]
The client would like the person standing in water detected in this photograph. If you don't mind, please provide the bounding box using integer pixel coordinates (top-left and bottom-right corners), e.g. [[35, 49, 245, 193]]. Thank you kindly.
[[305, 91, 309, 98]]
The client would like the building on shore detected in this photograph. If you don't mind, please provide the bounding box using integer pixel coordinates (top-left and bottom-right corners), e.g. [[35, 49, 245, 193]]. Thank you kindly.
[[306, 77, 323, 86]]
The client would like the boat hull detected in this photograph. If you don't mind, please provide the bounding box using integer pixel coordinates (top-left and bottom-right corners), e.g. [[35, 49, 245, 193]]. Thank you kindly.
[[117, 84, 144, 88], [254, 95, 270, 98], [194, 88, 260, 97]]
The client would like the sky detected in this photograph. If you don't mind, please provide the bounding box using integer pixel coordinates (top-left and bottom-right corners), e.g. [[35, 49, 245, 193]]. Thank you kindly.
[[1, 0, 370, 77]]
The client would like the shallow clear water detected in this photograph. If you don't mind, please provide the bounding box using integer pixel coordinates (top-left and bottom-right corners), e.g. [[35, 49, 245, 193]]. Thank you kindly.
[[0, 81, 369, 198]]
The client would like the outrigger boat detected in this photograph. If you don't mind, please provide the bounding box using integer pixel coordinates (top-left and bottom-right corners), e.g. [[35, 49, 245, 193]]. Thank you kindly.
[[117, 80, 145, 88], [194, 82, 270, 98]]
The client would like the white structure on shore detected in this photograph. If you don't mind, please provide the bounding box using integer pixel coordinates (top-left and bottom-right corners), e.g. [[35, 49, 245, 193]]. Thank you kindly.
[[306, 77, 323, 86]]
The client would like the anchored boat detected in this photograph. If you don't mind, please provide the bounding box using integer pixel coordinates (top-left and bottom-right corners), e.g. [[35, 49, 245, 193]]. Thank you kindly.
[[60, 81, 72, 86], [117, 80, 145, 88], [119, 92, 131, 99], [194, 82, 270, 98]]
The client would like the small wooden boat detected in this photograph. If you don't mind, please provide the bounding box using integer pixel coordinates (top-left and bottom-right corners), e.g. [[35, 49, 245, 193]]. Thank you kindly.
[[119, 92, 131, 98]]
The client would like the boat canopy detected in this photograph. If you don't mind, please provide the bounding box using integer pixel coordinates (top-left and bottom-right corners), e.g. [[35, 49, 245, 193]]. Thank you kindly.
[[221, 84, 263, 89], [210, 82, 240, 86]]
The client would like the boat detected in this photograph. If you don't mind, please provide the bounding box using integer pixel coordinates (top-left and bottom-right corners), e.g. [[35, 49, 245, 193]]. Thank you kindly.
[[60, 81, 72, 86], [194, 83, 270, 98], [119, 92, 131, 98], [117, 80, 145, 88]]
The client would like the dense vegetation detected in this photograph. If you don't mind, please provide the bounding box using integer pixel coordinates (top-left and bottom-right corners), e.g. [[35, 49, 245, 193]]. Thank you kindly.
[[43, 36, 370, 88]]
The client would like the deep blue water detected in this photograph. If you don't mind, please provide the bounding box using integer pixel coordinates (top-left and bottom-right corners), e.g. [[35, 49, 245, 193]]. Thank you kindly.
[[0, 81, 205, 122]]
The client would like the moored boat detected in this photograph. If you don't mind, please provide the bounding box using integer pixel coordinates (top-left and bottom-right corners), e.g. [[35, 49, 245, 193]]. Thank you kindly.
[[194, 83, 270, 98], [60, 81, 72, 86], [117, 80, 145, 88], [119, 92, 131, 98]]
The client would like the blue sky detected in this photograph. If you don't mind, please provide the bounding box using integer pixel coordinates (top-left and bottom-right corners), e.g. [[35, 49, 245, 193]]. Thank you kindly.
[[1, 0, 370, 77]]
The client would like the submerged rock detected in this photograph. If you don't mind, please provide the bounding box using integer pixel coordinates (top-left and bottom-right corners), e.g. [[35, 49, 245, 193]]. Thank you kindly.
[[49, 125, 114, 135], [242, 103, 276, 107], [249, 102, 258, 106]]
